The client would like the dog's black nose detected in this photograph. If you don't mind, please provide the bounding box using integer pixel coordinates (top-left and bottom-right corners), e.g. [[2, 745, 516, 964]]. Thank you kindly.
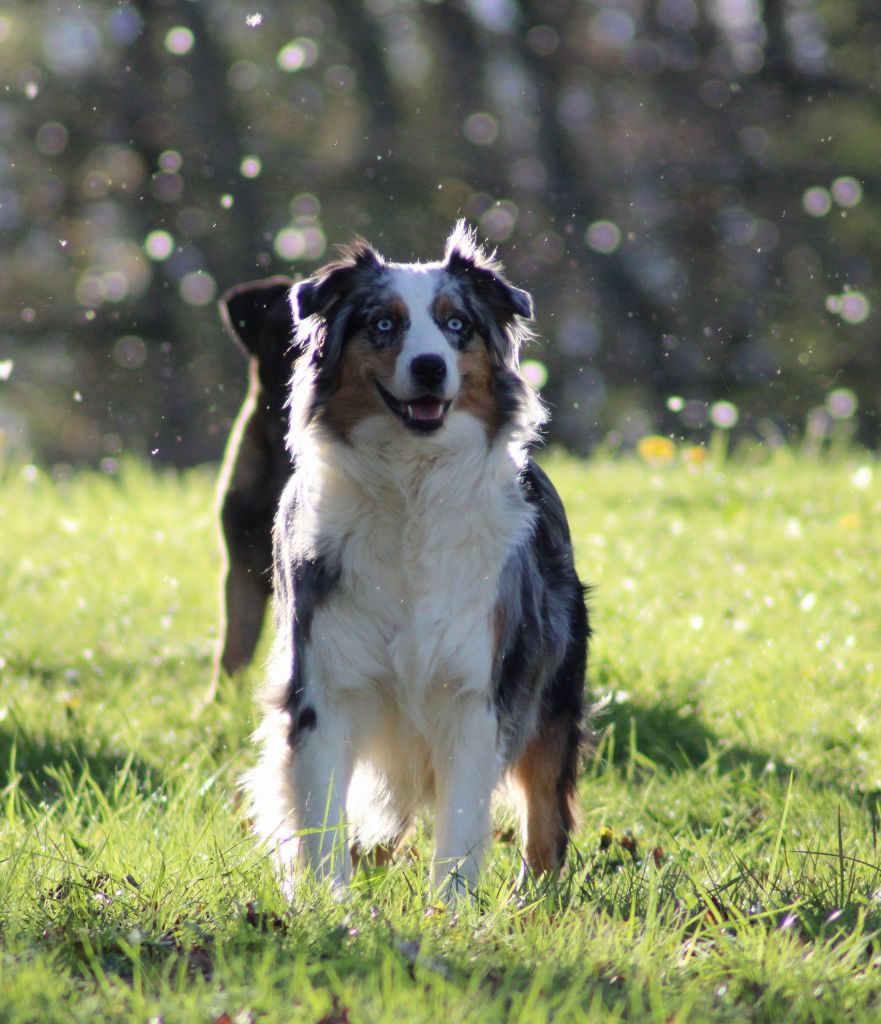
[[410, 354, 447, 388]]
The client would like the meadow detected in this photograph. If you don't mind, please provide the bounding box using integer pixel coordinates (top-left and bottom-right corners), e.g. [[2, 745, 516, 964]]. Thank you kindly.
[[1, 447, 881, 1023]]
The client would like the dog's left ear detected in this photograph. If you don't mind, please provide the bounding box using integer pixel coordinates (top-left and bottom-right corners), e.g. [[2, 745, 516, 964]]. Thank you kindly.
[[444, 220, 534, 327], [290, 242, 387, 385]]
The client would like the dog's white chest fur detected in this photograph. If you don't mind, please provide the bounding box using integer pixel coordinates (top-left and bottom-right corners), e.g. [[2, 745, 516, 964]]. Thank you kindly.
[[298, 413, 533, 728]]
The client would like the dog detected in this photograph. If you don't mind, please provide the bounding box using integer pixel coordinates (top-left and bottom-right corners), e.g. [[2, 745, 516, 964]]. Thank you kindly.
[[210, 275, 300, 698], [246, 222, 590, 897]]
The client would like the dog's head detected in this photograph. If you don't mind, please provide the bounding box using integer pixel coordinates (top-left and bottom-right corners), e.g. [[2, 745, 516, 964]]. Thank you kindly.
[[289, 221, 541, 444], [220, 275, 299, 398]]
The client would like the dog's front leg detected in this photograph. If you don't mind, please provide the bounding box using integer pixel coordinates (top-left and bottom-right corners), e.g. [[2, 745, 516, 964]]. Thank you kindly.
[[286, 699, 353, 890], [431, 697, 501, 898]]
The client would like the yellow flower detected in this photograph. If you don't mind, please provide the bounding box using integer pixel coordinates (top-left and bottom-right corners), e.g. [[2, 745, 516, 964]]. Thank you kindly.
[[837, 513, 861, 531], [637, 435, 676, 465], [681, 445, 708, 466]]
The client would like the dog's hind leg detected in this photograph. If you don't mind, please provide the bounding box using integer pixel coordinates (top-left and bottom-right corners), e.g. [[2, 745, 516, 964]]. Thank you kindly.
[[511, 715, 582, 876]]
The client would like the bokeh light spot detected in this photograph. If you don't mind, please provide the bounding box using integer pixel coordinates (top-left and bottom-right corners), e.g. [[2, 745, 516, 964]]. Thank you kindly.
[[590, 7, 635, 50], [82, 170, 110, 198], [521, 360, 548, 389], [43, 15, 102, 76], [840, 292, 870, 324], [75, 275, 104, 307], [302, 226, 326, 260], [277, 38, 319, 72], [144, 230, 175, 260], [709, 400, 739, 429], [463, 112, 499, 146], [802, 187, 831, 218], [826, 388, 857, 420], [159, 150, 182, 172], [479, 201, 518, 242], [105, 7, 143, 46], [101, 271, 130, 302], [240, 156, 262, 179], [585, 220, 622, 255], [831, 176, 863, 208], [113, 335, 148, 370], [179, 271, 216, 306], [165, 26, 194, 56], [274, 228, 306, 261], [827, 290, 870, 324]]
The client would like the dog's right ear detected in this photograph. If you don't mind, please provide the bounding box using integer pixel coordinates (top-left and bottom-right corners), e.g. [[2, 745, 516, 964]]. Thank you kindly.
[[290, 240, 386, 323], [220, 276, 295, 358]]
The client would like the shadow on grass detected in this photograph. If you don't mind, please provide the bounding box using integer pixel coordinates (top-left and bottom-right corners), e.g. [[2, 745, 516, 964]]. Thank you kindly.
[[597, 694, 881, 810], [0, 713, 161, 806], [598, 698, 772, 774]]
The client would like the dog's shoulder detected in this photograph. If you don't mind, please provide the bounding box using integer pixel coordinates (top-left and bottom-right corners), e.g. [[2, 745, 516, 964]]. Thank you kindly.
[[517, 457, 577, 556]]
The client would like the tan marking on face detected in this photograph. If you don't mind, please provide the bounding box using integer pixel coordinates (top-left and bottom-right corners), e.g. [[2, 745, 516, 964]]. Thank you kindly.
[[385, 295, 410, 323], [432, 291, 460, 323], [322, 329, 402, 438], [510, 721, 576, 874], [454, 336, 501, 437]]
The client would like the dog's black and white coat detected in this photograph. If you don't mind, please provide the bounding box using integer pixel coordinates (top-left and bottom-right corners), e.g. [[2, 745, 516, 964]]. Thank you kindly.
[[248, 222, 589, 896]]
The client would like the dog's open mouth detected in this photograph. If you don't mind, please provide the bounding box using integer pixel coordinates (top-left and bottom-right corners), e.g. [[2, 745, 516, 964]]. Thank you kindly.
[[375, 381, 451, 433]]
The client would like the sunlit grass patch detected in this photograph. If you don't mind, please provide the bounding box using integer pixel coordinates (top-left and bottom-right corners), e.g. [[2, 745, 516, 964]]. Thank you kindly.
[[2, 450, 881, 1022]]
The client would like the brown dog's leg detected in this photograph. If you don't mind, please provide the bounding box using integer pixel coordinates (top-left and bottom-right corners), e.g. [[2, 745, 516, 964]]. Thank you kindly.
[[511, 718, 582, 875], [207, 482, 273, 700], [207, 558, 269, 701], [220, 558, 270, 673]]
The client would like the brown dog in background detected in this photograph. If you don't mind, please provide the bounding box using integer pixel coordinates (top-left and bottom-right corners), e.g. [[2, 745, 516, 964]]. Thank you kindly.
[[208, 276, 300, 698]]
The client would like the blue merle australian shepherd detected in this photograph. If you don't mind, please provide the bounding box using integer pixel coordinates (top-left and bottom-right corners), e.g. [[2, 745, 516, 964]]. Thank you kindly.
[[246, 222, 590, 898]]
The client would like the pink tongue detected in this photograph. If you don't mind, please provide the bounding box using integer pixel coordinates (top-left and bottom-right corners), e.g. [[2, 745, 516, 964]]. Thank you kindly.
[[408, 400, 444, 421]]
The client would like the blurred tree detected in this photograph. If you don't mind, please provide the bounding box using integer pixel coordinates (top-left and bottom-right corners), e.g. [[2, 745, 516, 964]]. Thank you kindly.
[[0, 0, 878, 467]]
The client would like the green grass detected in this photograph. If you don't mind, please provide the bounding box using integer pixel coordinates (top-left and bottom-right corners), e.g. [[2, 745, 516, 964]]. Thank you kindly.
[[1, 449, 881, 1022]]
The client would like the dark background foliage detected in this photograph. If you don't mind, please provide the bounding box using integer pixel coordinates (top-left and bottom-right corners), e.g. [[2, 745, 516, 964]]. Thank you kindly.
[[1, 0, 878, 468]]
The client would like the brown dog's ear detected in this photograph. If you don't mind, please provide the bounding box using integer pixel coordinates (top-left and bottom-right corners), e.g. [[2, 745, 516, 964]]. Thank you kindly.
[[220, 276, 295, 359]]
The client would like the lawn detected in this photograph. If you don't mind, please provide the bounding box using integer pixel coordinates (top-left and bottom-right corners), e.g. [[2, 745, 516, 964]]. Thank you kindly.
[[1, 448, 881, 1023]]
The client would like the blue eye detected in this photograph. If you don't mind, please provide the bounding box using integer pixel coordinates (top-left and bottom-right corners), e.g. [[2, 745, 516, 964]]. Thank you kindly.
[[446, 316, 465, 332], [375, 317, 395, 333]]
